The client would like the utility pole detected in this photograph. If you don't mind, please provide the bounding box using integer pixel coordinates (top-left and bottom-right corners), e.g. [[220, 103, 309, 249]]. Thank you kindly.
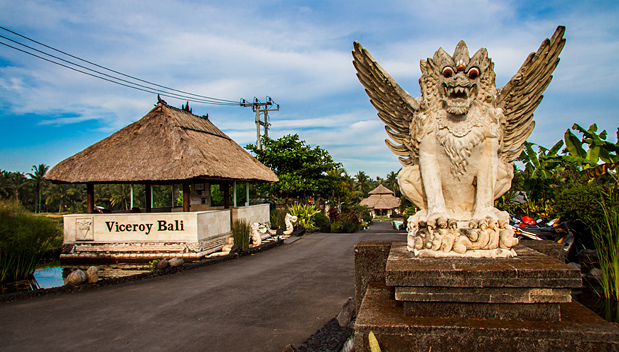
[[240, 96, 279, 149]]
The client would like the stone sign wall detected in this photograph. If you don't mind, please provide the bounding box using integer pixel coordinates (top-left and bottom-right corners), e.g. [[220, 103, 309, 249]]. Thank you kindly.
[[62, 206, 270, 260], [63, 211, 220, 243]]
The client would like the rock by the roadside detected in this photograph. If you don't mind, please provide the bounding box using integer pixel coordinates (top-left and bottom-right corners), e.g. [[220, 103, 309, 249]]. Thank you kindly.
[[291, 226, 306, 237], [66, 269, 87, 286], [588, 268, 603, 280], [567, 262, 582, 271], [86, 266, 99, 283], [157, 259, 169, 270], [298, 318, 352, 352], [578, 249, 599, 271], [340, 338, 354, 352], [336, 297, 356, 327], [230, 244, 242, 255], [282, 345, 300, 352], [169, 257, 184, 267]]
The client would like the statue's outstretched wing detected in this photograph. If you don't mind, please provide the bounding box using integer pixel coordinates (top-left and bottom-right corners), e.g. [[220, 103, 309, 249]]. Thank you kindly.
[[353, 41, 419, 166], [497, 26, 566, 162]]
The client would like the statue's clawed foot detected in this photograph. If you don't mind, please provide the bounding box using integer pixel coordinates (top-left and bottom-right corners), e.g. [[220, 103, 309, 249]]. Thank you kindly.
[[472, 207, 510, 227]]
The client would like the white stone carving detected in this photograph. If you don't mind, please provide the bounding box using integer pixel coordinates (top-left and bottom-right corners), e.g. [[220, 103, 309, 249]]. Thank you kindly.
[[250, 213, 298, 246], [266, 213, 298, 237], [250, 222, 267, 246], [283, 213, 298, 236], [353, 27, 566, 256], [76, 217, 94, 241]]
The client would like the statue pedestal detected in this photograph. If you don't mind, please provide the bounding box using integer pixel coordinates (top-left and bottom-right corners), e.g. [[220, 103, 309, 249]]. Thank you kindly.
[[354, 242, 619, 351]]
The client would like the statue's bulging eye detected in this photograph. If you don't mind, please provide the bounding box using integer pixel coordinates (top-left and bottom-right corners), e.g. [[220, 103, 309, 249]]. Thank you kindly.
[[442, 67, 454, 78], [467, 67, 480, 79]]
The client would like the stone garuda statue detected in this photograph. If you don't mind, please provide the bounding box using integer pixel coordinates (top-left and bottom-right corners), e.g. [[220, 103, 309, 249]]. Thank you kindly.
[[353, 26, 565, 257]]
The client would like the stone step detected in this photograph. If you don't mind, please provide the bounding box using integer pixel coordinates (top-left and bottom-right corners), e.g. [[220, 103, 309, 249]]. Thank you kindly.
[[354, 282, 619, 352]]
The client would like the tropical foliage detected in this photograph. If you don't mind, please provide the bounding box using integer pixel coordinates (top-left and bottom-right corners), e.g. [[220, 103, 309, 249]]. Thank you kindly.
[[287, 203, 321, 230], [0, 200, 61, 282], [494, 123, 618, 301], [246, 134, 341, 202]]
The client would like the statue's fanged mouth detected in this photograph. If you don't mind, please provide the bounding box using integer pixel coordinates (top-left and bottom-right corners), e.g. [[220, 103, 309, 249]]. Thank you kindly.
[[442, 82, 477, 115], [446, 86, 470, 99]]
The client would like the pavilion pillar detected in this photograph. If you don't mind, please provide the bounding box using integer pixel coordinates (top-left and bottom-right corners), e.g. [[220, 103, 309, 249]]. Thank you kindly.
[[223, 182, 230, 209], [183, 182, 190, 212], [86, 183, 94, 214], [233, 181, 237, 208], [145, 182, 152, 213], [246, 182, 250, 206]]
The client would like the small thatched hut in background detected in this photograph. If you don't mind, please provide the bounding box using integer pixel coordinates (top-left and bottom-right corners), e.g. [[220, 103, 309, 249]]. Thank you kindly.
[[360, 184, 400, 217], [46, 100, 278, 213]]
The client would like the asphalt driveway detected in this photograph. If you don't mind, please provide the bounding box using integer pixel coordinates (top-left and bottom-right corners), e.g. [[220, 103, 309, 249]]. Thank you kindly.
[[0, 221, 405, 352]]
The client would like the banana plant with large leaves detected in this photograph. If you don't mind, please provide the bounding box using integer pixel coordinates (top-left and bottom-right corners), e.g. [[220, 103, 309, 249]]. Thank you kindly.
[[518, 140, 568, 205], [563, 123, 619, 178], [520, 140, 566, 181]]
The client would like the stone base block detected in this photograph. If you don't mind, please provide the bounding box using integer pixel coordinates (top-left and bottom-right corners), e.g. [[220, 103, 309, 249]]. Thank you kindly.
[[395, 286, 572, 303], [386, 243, 581, 289], [403, 301, 560, 321], [355, 283, 619, 352]]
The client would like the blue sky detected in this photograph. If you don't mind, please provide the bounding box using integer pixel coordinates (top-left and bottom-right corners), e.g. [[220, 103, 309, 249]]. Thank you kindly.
[[0, 0, 618, 178]]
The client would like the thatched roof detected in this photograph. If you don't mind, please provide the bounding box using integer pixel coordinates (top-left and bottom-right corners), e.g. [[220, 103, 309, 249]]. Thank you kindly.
[[46, 102, 278, 184], [360, 185, 400, 210], [368, 184, 394, 195]]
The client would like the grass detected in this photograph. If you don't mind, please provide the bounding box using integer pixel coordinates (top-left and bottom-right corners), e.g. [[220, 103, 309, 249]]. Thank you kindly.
[[0, 200, 61, 283], [232, 219, 251, 251], [590, 199, 619, 301]]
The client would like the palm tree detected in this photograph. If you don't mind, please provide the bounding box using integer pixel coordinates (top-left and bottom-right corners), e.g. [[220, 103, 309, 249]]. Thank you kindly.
[[8, 171, 28, 203], [44, 183, 77, 213], [94, 184, 112, 209], [327, 167, 349, 209], [27, 164, 50, 213], [355, 171, 371, 199], [0, 170, 10, 199], [385, 171, 400, 197], [110, 184, 132, 210]]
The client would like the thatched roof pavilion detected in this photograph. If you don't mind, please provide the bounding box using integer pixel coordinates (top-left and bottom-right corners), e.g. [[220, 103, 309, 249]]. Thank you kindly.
[[360, 184, 400, 217], [47, 100, 278, 213]]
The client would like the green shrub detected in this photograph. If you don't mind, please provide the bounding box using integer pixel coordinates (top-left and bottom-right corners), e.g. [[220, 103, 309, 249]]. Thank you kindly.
[[555, 182, 607, 223], [330, 210, 361, 233], [231, 220, 250, 251], [342, 217, 359, 233], [330, 220, 342, 233], [0, 200, 60, 283], [313, 211, 331, 232], [354, 204, 373, 224], [402, 205, 418, 219]]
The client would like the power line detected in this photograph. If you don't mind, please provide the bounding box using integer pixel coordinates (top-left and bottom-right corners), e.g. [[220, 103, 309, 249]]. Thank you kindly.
[[0, 26, 240, 105], [0, 41, 238, 106], [0, 36, 239, 106]]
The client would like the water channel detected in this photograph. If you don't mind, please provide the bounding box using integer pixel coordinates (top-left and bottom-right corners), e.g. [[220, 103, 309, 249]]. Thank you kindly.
[[0, 261, 151, 295]]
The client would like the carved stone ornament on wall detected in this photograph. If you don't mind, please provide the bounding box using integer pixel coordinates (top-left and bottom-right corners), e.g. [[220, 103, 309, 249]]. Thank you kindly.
[[353, 26, 566, 257], [76, 217, 94, 241]]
